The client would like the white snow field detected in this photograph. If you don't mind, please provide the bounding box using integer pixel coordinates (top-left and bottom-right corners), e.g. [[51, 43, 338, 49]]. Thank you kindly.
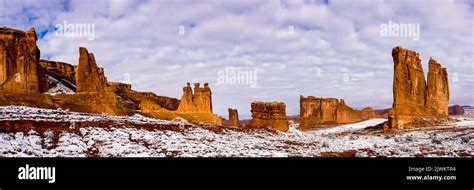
[[0, 106, 472, 157]]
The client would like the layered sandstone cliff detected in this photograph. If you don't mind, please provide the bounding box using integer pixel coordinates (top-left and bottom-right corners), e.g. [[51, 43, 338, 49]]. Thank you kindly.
[[250, 101, 288, 132], [0, 27, 47, 93], [388, 46, 449, 128], [299, 96, 379, 129]]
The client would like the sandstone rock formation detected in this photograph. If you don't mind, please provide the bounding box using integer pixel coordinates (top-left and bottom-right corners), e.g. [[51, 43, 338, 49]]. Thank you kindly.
[[170, 82, 221, 125], [426, 58, 449, 116], [0, 27, 47, 93], [75, 47, 107, 93], [107, 82, 132, 92], [121, 91, 180, 112], [299, 96, 379, 129], [177, 82, 195, 112], [227, 108, 240, 127], [177, 82, 212, 113], [0, 27, 224, 126], [250, 101, 288, 132], [448, 105, 465, 115], [388, 46, 449, 128], [39, 60, 76, 91]]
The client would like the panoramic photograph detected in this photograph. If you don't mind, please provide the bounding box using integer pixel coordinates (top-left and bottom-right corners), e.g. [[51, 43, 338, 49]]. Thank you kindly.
[[0, 0, 472, 188]]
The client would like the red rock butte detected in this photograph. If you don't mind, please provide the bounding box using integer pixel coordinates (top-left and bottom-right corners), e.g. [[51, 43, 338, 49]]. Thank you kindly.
[[0, 27, 221, 126], [250, 101, 289, 132], [388, 46, 449, 129], [299, 96, 380, 129]]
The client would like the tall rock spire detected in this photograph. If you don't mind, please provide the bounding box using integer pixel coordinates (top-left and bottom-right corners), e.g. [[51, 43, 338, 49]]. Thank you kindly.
[[75, 47, 107, 93], [389, 46, 449, 128]]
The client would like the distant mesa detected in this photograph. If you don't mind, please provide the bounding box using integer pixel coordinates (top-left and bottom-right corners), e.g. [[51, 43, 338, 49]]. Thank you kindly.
[[299, 96, 380, 129], [374, 108, 391, 119], [0, 27, 221, 126], [250, 101, 289, 132], [388, 46, 450, 129], [462, 105, 474, 109], [448, 105, 465, 115]]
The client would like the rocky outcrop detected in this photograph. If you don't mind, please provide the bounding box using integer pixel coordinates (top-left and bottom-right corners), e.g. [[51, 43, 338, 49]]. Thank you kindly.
[[121, 91, 180, 111], [426, 58, 449, 116], [227, 108, 240, 127], [299, 96, 380, 129], [374, 108, 391, 119], [107, 82, 131, 92], [170, 82, 221, 125], [388, 46, 449, 128], [0, 27, 47, 93], [0, 27, 224, 126], [177, 82, 212, 113], [448, 105, 465, 115], [194, 83, 212, 113], [177, 82, 195, 112], [250, 101, 288, 132], [39, 60, 76, 84], [75, 47, 107, 93], [51, 92, 138, 116], [39, 60, 76, 91]]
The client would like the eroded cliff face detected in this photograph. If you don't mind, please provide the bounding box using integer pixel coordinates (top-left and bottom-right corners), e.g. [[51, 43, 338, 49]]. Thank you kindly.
[[250, 101, 288, 132], [299, 96, 379, 129], [389, 46, 449, 128], [0, 27, 47, 93]]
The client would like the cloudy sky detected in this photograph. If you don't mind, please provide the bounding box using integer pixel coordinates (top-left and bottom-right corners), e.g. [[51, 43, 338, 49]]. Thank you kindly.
[[1, 0, 473, 118]]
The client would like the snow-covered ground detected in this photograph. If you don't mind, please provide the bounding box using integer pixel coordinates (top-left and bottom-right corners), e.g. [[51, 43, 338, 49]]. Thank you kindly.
[[313, 118, 387, 134], [0, 106, 472, 157], [46, 75, 75, 95]]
